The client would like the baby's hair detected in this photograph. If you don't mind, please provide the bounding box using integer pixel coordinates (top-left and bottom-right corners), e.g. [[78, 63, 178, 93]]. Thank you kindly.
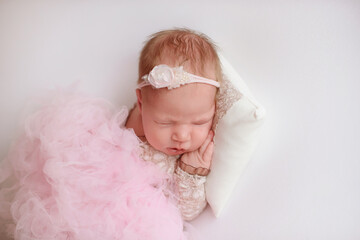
[[138, 28, 222, 84]]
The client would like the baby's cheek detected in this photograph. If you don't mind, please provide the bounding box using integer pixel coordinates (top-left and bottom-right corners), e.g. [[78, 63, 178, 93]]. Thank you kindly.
[[194, 128, 209, 147], [144, 124, 159, 144], [150, 128, 169, 146]]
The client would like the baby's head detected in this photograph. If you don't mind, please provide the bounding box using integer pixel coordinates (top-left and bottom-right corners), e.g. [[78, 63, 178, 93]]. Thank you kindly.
[[136, 28, 222, 156]]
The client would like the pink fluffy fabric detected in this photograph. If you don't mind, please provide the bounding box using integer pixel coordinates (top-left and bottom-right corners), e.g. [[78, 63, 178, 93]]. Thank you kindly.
[[0, 91, 186, 239]]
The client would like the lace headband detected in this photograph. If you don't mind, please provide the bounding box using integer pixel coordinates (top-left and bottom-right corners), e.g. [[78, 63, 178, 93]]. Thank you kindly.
[[137, 64, 220, 90]]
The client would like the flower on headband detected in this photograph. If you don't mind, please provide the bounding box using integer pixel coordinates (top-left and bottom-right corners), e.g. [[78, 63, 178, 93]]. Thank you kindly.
[[147, 65, 186, 89]]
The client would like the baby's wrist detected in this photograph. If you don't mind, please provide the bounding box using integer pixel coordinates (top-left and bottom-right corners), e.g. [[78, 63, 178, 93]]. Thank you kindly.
[[177, 160, 210, 176]]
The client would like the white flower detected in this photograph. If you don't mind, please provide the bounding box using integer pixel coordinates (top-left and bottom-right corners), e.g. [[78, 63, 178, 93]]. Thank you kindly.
[[148, 65, 175, 89]]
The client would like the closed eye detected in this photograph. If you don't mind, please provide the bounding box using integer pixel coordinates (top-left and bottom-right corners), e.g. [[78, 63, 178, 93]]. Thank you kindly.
[[155, 121, 173, 126], [193, 119, 211, 125]]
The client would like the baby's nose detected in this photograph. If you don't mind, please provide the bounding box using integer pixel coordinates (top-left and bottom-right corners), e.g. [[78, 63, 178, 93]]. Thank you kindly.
[[171, 125, 191, 142]]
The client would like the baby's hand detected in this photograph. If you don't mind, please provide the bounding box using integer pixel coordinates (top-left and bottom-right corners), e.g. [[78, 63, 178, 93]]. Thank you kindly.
[[180, 130, 214, 170]]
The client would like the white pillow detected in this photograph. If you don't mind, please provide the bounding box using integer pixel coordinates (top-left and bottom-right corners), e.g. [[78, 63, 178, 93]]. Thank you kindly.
[[205, 53, 266, 217]]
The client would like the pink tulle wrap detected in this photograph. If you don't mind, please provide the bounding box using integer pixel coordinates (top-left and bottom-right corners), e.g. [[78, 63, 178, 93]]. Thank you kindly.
[[0, 92, 186, 239]]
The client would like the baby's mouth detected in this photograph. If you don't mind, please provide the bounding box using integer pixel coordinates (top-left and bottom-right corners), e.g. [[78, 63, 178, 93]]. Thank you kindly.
[[167, 147, 186, 155]]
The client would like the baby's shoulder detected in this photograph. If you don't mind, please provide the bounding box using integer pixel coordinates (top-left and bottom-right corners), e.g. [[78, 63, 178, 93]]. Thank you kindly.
[[125, 104, 145, 141]]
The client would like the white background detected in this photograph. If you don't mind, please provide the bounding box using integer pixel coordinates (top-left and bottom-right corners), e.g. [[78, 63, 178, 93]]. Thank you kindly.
[[1, 0, 359, 239]]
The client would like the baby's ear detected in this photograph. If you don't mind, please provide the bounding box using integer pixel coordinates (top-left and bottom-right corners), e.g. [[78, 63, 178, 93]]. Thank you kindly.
[[136, 89, 142, 112]]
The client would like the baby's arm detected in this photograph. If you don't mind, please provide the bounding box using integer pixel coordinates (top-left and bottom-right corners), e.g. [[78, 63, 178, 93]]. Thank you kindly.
[[174, 166, 207, 221], [174, 131, 214, 221]]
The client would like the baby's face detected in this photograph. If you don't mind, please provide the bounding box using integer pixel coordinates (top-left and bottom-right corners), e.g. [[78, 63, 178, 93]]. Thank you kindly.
[[138, 83, 216, 156]]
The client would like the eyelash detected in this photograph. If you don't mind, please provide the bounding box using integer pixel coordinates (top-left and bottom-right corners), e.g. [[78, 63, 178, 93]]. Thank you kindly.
[[158, 123, 172, 126], [193, 122, 208, 126]]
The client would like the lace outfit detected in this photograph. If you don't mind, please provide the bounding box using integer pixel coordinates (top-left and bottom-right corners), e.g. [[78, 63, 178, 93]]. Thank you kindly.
[[139, 142, 207, 221], [138, 76, 240, 221]]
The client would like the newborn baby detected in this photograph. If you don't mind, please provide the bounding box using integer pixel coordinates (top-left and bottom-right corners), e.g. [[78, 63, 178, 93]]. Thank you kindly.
[[126, 28, 222, 220]]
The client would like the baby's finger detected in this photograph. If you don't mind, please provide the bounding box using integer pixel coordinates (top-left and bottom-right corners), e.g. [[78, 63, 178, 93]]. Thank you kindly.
[[199, 130, 214, 155], [202, 141, 214, 167]]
